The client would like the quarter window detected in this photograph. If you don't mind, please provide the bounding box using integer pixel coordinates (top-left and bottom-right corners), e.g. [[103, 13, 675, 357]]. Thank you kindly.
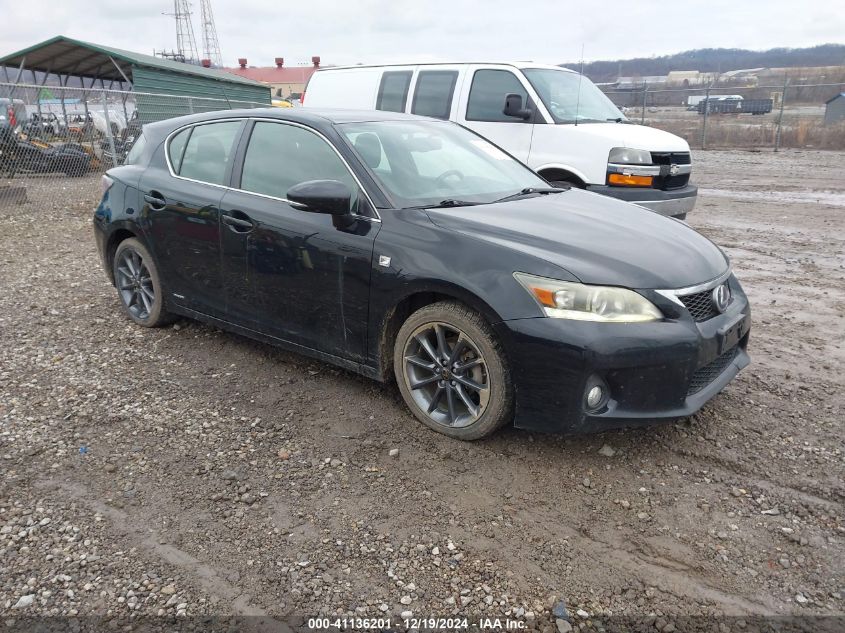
[[239, 122, 359, 210], [124, 133, 147, 165], [376, 71, 412, 113], [411, 71, 458, 120], [167, 127, 190, 173], [467, 70, 529, 122], [176, 121, 241, 185]]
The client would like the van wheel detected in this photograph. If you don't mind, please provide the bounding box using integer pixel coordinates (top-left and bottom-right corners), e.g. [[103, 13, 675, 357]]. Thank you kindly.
[[112, 238, 174, 327], [394, 301, 512, 440]]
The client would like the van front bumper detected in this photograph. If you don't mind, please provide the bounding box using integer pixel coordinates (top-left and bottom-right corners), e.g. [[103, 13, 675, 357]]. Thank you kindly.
[[586, 184, 697, 218]]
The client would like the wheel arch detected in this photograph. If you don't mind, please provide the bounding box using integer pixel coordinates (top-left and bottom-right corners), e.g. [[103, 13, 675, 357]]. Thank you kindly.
[[104, 224, 146, 284], [375, 281, 503, 382], [537, 165, 588, 188]]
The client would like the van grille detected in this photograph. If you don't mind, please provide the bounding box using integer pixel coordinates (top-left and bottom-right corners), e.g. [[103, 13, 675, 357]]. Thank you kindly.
[[651, 151, 691, 190]]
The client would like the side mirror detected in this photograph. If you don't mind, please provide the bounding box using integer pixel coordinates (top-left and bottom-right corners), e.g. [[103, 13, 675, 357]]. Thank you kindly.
[[503, 93, 533, 120], [287, 179, 352, 216]]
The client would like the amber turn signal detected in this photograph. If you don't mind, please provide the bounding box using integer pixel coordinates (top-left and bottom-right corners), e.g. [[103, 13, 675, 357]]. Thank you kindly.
[[608, 173, 653, 187]]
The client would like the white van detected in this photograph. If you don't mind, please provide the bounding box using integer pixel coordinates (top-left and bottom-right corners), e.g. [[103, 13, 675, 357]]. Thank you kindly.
[[304, 63, 696, 218]]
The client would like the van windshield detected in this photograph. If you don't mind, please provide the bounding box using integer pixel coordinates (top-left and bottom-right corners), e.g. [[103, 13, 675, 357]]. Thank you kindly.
[[338, 120, 549, 209], [522, 68, 626, 124]]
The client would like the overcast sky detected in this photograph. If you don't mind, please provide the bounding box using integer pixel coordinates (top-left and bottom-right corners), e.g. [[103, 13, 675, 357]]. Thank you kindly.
[[1, 0, 843, 68]]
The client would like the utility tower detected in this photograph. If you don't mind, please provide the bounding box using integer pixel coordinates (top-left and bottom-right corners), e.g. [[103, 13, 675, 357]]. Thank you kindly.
[[161, 0, 200, 64], [199, 0, 223, 67]]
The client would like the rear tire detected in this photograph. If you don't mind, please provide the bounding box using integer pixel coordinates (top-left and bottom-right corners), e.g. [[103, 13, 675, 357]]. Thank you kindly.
[[112, 238, 174, 328], [394, 301, 512, 440]]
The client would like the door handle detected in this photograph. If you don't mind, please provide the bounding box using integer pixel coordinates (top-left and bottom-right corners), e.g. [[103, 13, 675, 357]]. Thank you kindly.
[[144, 192, 166, 209], [221, 210, 255, 232]]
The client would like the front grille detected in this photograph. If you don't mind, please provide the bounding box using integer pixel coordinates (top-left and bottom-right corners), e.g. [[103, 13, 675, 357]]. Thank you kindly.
[[651, 151, 691, 190], [678, 289, 719, 322], [687, 347, 738, 396], [651, 152, 691, 165]]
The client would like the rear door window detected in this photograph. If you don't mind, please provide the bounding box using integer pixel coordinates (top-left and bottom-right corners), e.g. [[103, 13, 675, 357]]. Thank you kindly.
[[376, 71, 412, 112], [176, 121, 241, 185], [411, 71, 459, 119], [466, 69, 529, 122]]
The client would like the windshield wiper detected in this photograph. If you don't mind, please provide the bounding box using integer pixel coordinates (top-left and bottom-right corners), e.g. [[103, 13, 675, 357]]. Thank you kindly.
[[607, 117, 632, 124], [407, 199, 479, 210], [492, 187, 566, 204]]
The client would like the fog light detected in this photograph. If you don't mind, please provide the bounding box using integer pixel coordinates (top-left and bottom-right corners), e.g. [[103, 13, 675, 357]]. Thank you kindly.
[[586, 386, 604, 409]]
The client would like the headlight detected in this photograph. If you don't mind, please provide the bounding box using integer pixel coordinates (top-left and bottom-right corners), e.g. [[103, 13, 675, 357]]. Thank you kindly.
[[608, 147, 652, 164], [514, 273, 663, 322]]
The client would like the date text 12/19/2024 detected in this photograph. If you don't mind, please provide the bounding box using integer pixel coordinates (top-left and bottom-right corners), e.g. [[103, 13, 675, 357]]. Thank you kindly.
[[307, 617, 527, 630]]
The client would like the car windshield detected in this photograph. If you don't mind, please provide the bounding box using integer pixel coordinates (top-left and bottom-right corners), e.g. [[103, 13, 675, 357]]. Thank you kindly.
[[338, 120, 549, 209], [522, 68, 626, 124]]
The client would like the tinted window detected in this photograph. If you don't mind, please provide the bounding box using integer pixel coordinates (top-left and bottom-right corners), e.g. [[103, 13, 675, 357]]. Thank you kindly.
[[467, 70, 529, 122], [167, 127, 190, 172], [178, 121, 241, 185], [376, 71, 412, 112], [240, 122, 358, 209], [411, 71, 458, 119]]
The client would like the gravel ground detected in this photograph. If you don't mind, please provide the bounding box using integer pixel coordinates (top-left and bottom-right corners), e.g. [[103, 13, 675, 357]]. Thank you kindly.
[[1, 150, 843, 631]]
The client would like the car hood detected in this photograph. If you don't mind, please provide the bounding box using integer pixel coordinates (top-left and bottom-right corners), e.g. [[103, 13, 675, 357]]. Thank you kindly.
[[425, 190, 728, 289], [563, 122, 690, 152]]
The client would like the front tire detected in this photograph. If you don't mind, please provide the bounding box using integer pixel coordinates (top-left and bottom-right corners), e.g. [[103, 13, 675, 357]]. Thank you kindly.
[[393, 301, 512, 440], [112, 238, 173, 327]]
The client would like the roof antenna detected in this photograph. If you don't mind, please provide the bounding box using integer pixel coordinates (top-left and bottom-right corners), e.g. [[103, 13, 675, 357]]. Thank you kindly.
[[575, 43, 584, 126]]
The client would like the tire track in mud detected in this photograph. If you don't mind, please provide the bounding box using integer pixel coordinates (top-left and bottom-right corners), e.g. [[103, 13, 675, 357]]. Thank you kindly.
[[35, 478, 293, 630], [518, 509, 783, 615]]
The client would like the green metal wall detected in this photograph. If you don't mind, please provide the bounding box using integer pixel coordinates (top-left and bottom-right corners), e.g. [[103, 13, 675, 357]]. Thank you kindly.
[[132, 66, 271, 123]]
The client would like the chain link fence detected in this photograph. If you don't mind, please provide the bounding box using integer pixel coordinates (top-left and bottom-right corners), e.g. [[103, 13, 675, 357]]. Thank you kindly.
[[0, 82, 269, 208], [601, 82, 845, 151]]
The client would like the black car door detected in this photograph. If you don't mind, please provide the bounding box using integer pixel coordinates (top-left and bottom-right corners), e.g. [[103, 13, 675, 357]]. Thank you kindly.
[[218, 119, 380, 362], [141, 119, 244, 319]]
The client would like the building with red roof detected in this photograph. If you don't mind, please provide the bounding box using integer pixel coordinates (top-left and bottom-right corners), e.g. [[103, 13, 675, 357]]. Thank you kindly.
[[221, 56, 320, 99]]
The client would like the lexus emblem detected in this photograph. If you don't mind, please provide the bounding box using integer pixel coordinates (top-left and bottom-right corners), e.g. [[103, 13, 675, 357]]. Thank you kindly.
[[712, 283, 731, 313], [669, 164, 680, 176]]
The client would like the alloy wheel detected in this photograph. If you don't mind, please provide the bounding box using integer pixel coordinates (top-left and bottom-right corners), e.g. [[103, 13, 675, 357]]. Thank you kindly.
[[402, 322, 490, 428], [116, 248, 155, 321]]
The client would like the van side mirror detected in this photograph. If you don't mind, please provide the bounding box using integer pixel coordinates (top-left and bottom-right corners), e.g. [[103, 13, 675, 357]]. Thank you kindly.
[[503, 93, 532, 120], [287, 180, 352, 216]]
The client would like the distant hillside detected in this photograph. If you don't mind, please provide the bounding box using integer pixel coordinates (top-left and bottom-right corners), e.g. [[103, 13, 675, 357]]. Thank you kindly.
[[562, 44, 845, 82]]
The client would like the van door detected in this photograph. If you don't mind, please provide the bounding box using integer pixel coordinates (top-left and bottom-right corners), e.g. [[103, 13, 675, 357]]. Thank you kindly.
[[456, 66, 536, 163], [408, 66, 466, 120]]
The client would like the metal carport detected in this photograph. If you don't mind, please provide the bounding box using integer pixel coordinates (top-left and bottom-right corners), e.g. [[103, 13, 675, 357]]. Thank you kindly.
[[0, 35, 271, 123]]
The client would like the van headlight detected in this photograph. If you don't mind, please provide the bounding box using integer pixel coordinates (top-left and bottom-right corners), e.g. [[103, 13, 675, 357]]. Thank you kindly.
[[608, 147, 652, 164], [514, 273, 663, 322]]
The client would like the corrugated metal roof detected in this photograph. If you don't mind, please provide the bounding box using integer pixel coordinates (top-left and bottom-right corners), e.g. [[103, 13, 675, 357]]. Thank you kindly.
[[0, 35, 266, 87]]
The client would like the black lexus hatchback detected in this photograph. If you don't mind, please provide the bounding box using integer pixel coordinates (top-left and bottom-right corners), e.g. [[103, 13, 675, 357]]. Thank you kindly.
[[93, 108, 750, 440]]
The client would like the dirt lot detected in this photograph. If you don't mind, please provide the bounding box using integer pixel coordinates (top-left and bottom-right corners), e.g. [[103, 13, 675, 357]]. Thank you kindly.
[[1, 150, 843, 630]]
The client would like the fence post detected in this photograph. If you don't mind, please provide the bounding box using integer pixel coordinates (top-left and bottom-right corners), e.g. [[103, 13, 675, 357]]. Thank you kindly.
[[641, 83, 647, 124], [701, 85, 711, 150], [774, 76, 788, 152], [188, 96, 194, 114], [101, 91, 118, 169]]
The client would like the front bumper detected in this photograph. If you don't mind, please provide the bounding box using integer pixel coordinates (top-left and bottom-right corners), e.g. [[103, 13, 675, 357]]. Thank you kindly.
[[493, 275, 750, 434], [586, 183, 697, 218]]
